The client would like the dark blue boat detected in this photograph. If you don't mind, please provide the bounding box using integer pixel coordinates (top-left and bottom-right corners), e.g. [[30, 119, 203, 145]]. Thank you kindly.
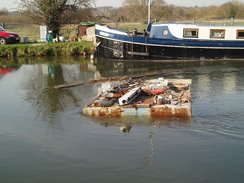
[[95, 23, 244, 60]]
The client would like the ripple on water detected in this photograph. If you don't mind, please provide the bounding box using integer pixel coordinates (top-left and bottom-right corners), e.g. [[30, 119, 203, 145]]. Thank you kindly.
[[193, 111, 244, 139]]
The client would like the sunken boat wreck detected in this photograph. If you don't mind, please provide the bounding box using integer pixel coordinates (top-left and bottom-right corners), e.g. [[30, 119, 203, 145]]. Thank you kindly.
[[83, 77, 192, 117]]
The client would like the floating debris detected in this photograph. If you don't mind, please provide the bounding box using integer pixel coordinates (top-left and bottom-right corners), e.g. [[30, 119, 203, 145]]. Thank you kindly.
[[83, 77, 192, 117]]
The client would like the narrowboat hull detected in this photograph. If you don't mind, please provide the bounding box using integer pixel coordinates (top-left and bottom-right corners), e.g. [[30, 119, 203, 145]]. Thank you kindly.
[[95, 23, 244, 60]]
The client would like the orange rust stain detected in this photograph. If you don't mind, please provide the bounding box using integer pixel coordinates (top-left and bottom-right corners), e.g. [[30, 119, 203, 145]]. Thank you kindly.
[[151, 105, 191, 117], [84, 104, 191, 117], [84, 107, 122, 117]]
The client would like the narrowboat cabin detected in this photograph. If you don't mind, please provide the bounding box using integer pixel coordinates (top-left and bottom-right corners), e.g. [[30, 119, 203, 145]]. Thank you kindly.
[[95, 23, 244, 60]]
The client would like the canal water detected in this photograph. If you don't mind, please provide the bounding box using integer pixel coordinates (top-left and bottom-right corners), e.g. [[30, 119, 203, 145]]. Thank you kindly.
[[1, 57, 244, 183]]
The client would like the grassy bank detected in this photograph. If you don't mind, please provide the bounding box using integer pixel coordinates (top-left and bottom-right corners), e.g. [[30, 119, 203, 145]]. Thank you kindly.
[[0, 41, 96, 58]]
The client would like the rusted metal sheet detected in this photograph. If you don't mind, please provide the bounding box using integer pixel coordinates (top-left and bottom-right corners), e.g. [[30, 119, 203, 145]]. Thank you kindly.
[[83, 104, 191, 117], [83, 106, 122, 117], [150, 104, 192, 117]]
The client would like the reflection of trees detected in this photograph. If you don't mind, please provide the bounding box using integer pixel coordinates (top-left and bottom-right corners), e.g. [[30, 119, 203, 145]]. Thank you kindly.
[[20, 64, 95, 129]]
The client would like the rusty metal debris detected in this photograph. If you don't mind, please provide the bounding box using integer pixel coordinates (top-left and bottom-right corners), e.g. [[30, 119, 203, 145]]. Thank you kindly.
[[83, 77, 192, 117]]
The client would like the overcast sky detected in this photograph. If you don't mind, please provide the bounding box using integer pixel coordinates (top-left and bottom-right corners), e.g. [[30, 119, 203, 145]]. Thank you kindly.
[[0, 0, 243, 10]]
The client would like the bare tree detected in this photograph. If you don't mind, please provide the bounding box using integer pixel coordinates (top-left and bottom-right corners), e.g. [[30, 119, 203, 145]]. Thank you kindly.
[[0, 8, 8, 15], [151, 0, 166, 20], [214, 1, 244, 18], [18, 0, 95, 36], [122, 0, 149, 21]]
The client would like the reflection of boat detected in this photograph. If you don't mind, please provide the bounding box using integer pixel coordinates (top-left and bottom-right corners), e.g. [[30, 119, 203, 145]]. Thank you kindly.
[[83, 78, 192, 117], [0, 68, 12, 75], [95, 23, 244, 60]]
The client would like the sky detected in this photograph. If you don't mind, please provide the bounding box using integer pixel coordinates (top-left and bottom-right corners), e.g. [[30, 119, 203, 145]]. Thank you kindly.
[[0, 0, 243, 10]]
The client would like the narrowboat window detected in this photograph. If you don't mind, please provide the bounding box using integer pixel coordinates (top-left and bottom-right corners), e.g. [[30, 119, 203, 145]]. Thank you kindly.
[[237, 30, 244, 39], [210, 29, 225, 38], [162, 29, 168, 35], [183, 29, 198, 38]]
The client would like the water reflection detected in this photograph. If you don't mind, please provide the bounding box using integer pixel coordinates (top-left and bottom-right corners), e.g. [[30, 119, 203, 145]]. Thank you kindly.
[[19, 64, 89, 129], [140, 126, 156, 167], [86, 115, 192, 133], [2, 56, 244, 182], [10, 57, 244, 132]]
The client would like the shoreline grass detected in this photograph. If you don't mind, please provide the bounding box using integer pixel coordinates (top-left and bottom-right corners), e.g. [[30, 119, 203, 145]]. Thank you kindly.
[[0, 41, 95, 58]]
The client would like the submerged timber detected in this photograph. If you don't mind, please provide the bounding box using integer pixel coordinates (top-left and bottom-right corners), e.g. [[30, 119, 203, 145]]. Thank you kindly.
[[95, 23, 244, 60], [83, 78, 192, 117]]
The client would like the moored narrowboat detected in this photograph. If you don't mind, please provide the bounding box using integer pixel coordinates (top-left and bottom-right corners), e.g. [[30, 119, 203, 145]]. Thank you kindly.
[[95, 23, 244, 60]]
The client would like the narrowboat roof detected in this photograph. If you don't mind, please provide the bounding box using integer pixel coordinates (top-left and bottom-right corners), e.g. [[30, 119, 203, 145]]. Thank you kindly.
[[149, 23, 244, 40], [152, 22, 244, 27]]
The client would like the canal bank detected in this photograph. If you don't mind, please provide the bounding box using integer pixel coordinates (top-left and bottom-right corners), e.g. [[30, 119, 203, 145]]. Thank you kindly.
[[0, 41, 95, 58]]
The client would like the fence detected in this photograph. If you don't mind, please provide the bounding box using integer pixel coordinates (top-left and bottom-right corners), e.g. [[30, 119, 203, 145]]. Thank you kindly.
[[0, 23, 78, 42]]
